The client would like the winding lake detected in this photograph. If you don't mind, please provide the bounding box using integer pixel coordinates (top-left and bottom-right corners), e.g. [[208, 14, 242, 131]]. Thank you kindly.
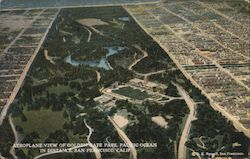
[[65, 46, 126, 70]]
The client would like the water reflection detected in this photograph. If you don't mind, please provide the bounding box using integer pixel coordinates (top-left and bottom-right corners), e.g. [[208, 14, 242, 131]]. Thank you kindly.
[[118, 17, 130, 22], [65, 46, 126, 70]]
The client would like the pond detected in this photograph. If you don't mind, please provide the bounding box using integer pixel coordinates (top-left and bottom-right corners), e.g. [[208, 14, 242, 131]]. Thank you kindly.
[[118, 16, 130, 22], [65, 46, 127, 70]]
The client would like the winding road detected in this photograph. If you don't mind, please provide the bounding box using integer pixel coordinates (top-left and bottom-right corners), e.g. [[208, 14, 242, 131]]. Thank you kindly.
[[83, 26, 92, 42], [84, 119, 102, 159], [189, 148, 202, 159], [34, 119, 101, 159], [95, 70, 101, 83], [0, 155, 5, 159], [127, 45, 167, 77], [173, 83, 196, 159], [108, 116, 137, 159], [44, 50, 55, 65], [197, 136, 207, 150], [128, 45, 148, 71]]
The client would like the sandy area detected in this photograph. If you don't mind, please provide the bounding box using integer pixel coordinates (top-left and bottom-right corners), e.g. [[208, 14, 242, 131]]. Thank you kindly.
[[113, 114, 129, 129], [151, 116, 168, 128], [76, 18, 108, 27]]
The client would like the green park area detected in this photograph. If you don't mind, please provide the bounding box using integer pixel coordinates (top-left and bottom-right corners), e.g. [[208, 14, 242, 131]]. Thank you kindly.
[[112, 86, 149, 100], [13, 108, 67, 139], [1, 4, 248, 159]]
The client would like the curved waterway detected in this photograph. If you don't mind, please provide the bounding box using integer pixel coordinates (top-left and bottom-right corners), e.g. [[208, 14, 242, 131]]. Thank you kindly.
[[65, 46, 126, 70]]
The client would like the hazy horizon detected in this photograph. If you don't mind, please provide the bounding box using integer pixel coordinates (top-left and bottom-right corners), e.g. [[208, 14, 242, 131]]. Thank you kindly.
[[0, 0, 158, 9]]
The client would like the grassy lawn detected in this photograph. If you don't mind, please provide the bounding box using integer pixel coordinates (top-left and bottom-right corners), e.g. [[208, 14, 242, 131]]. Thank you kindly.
[[113, 86, 149, 100], [13, 108, 67, 139], [47, 85, 74, 95], [67, 131, 86, 143]]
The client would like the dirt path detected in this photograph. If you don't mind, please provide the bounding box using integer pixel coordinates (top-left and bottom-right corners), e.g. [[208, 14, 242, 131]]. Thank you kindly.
[[127, 45, 166, 77], [108, 116, 137, 159], [84, 119, 102, 159], [197, 136, 207, 150], [106, 60, 114, 70], [128, 45, 148, 70], [44, 50, 55, 65], [35, 118, 101, 159], [76, 18, 108, 38], [95, 70, 101, 83], [59, 29, 72, 36], [89, 26, 106, 37], [0, 154, 6, 159], [173, 83, 196, 159], [189, 148, 202, 159], [135, 69, 166, 77], [83, 26, 92, 42]]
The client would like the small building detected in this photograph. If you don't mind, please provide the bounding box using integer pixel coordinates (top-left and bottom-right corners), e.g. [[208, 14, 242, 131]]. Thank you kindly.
[[129, 78, 159, 92], [94, 94, 114, 104]]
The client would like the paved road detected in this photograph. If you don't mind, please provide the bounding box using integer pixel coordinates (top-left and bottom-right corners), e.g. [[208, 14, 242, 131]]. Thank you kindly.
[[128, 45, 148, 70], [173, 83, 196, 159], [196, 1, 247, 28], [0, 9, 60, 126], [0, 155, 5, 159], [162, 5, 249, 60], [161, 7, 250, 91], [35, 118, 100, 159], [108, 116, 137, 159], [8, 115, 18, 159], [125, 5, 250, 138], [127, 45, 167, 78], [84, 119, 102, 159]]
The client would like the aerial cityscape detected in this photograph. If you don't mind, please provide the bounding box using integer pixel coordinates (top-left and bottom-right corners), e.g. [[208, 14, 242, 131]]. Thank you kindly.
[[0, 0, 249, 159]]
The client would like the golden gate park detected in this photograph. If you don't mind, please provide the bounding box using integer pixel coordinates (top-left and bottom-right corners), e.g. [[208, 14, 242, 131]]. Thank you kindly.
[[0, 0, 249, 159]]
